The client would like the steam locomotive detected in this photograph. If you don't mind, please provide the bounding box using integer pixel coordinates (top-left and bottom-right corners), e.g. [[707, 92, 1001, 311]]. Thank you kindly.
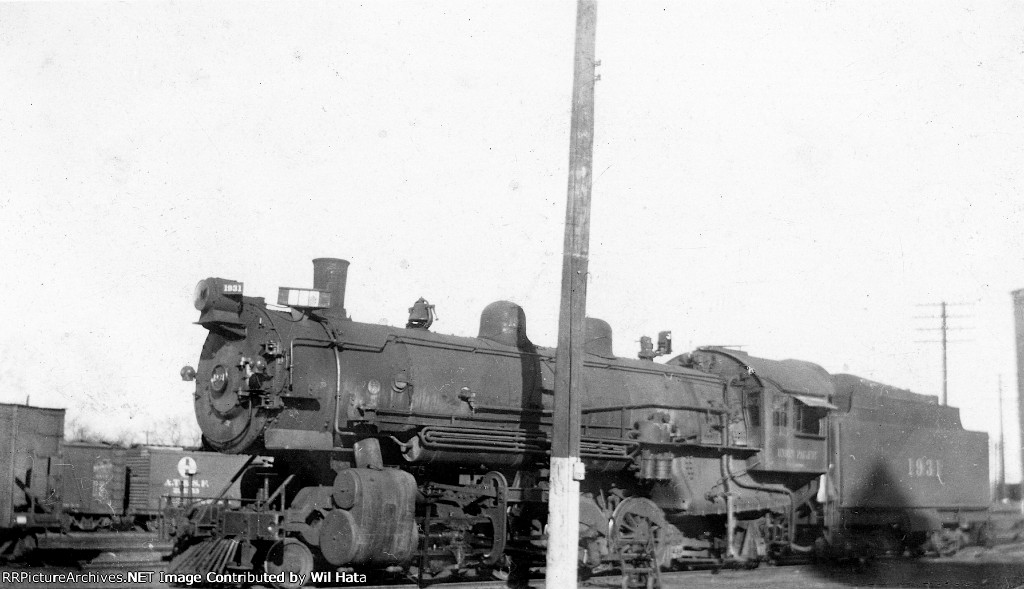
[[173, 257, 990, 587]]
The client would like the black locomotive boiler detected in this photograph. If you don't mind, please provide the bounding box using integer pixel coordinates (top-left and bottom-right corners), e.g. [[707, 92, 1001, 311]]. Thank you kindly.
[[173, 257, 990, 586]]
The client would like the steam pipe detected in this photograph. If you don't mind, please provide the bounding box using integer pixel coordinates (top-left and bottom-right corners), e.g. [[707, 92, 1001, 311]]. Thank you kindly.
[[722, 455, 737, 558], [724, 458, 798, 546]]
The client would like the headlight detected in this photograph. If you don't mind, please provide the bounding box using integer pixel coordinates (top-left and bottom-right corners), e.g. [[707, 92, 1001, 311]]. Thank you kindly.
[[210, 365, 229, 395], [194, 278, 246, 332], [194, 278, 244, 312]]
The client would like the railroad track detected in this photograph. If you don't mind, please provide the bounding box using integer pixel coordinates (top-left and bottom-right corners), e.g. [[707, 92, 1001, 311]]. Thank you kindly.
[[25, 531, 172, 571], [286, 558, 1024, 589], [233, 561, 788, 589], [11, 546, 1022, 588], [6, 556, 1023, 589], [286, 566, 790, 589]]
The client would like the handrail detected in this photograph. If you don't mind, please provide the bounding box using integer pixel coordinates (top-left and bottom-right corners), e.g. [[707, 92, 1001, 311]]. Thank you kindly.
[[581, 403, 728, 446], [213, 454, 259, 502], [263, 474, 295, 511], [581, 403, 727, 415]]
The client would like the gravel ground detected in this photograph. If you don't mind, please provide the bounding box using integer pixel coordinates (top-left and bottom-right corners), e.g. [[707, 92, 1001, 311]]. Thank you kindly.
[[2, 551, 1022, 589]]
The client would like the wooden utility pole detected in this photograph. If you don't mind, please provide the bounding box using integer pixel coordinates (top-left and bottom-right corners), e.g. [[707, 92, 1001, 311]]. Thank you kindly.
[[1012, 289, 1024, 497], [547, 1, 597, 587], [941, 301, 948, 405], [998, 374, 1006, 501], [916, 301, 971, 406]]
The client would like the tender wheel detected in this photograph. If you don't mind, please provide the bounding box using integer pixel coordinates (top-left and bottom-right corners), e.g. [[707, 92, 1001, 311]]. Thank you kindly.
[[973, 522, 993, 549], [76, 517, 98, 532], [929, 530, 963, 557], [12, 534, 38, 560], [264, 538, 314, 589]]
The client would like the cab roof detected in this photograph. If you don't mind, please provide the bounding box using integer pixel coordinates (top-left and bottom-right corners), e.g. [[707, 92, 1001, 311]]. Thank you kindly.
[[697, 346, 835, 398]]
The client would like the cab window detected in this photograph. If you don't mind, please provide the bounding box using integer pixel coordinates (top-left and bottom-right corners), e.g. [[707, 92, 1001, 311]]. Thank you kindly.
[[795, 402, 825, 436], [772, 396, 789, 428], [745, 391, 761, 427]]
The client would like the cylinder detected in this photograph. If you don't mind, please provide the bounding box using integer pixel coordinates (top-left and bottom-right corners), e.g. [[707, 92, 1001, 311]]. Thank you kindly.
[[313, 258, 350, 319], [323, 468, 418, 566], [1013, 289, 1024, 492]]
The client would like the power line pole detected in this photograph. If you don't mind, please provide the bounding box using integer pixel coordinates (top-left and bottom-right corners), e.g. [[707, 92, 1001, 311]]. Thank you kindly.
[[1012, 289, 1024, 496], [998, 374, 1006, 501], [915, 300, 972, 406], [548, 2, 598, 587], [941, 301, 947, 405]]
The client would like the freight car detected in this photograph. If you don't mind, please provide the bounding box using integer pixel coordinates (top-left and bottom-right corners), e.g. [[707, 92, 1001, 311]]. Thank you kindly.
[[171, 257, 992, 588], [0, 401, 249, 561], [0, 403, 64, 558], [57, 443, 250, 532]]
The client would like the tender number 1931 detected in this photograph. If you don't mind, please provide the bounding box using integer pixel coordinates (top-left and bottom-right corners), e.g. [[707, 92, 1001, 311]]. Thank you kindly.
[[907, 457, 943, 480]]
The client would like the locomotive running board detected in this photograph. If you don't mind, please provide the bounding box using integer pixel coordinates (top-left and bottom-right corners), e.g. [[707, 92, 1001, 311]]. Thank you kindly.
[[413, 425, 756, 458]]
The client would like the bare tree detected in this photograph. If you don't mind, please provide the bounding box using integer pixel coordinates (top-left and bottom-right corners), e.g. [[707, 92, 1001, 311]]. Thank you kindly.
[[148, 415, 201, 448], [65, 415, 101, 443]]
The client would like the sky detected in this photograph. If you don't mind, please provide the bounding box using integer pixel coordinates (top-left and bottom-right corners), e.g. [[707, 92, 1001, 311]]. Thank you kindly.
[[2, 2, 1023, 480]]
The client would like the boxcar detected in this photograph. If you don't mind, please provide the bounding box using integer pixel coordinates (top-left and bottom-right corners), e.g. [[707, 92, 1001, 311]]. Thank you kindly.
[[127, 447, 249, 517], [58, 442, 129, 530], [0, 403, 64, 535]]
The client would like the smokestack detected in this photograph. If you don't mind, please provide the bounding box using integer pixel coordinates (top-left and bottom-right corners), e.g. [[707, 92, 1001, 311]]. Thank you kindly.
[[1014, 289, 1024, 490], [313, 258, 350, 319]]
